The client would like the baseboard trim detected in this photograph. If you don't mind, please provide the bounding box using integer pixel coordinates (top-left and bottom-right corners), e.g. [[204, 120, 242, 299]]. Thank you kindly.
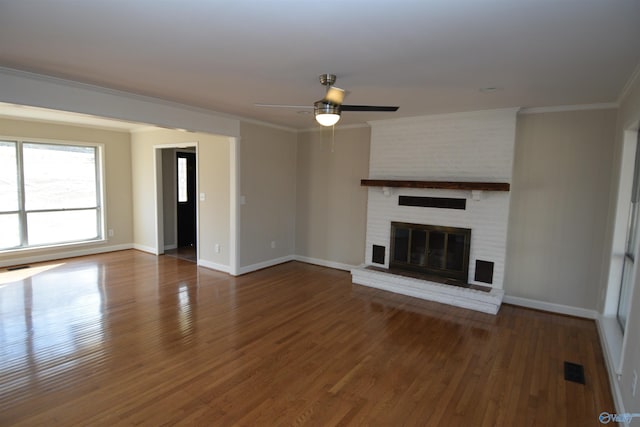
[[503, 295, 598, 319], [133, 244, 157, 255], [596, 315, 626, 418], [164, 244, 177, 250], [293, 255, 356, 272], [0, 243, 133, 268], [236, 255, 296, 276], [198, 259, 230, 274]]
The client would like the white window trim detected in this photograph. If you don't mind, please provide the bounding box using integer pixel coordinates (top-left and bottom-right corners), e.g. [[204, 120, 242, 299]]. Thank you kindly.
[[0, 135, 106, 253]]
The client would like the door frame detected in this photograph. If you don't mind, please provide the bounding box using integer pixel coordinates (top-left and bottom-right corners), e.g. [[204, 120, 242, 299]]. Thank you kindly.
[[153, 142, 199, 257]]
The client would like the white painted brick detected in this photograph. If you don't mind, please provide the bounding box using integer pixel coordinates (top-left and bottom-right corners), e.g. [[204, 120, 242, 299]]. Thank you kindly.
[[364, 109, 518, 290], [369, 108, 517, 180]]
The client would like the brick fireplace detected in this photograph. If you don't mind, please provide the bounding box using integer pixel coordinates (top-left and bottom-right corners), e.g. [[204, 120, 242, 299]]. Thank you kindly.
[[351, 108, 518, 314]]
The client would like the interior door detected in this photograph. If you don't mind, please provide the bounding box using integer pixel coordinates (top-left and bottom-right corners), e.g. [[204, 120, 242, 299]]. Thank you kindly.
[[176, 152, 196, 248]]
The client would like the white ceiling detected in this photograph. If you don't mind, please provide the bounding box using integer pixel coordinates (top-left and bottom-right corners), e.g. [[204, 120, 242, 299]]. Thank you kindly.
[[1, 0, 639, 130]]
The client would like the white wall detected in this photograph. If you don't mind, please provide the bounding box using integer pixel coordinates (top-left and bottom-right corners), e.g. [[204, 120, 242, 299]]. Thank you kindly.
[[369, 109, 517, 180]]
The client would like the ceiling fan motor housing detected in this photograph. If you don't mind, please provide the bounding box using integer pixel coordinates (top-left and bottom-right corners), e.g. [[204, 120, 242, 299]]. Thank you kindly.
[[314, 100, 341, 115]]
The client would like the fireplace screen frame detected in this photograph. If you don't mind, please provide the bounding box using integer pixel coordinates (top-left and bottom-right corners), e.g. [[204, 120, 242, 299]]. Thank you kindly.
[[389, 222, 471, 282]]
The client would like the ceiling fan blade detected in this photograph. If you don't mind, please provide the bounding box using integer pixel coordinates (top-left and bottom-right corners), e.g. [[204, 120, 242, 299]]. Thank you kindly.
[[323, 87, 346, 105], [254, 103, 313, 109], [341, 105, 399, 112]]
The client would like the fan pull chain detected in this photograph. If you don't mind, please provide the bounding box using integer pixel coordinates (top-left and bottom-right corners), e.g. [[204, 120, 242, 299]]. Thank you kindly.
[[331, 124, 335, 153]]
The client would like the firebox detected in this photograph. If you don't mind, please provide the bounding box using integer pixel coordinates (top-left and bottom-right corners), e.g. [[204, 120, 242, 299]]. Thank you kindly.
[[390, 222, 471, 282]]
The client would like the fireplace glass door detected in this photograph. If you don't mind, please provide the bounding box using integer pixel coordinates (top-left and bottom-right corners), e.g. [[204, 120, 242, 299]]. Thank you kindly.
[[390, 222, 471, 281]]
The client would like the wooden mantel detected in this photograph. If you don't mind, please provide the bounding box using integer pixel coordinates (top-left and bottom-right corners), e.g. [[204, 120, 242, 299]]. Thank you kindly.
[[360, 179, 510, 192]]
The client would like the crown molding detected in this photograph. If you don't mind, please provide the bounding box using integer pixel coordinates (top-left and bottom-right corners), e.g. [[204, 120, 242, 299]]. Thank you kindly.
[[367, 107, 521, 127], [239, 118, 298, 133], [519, 103, 618, 114]]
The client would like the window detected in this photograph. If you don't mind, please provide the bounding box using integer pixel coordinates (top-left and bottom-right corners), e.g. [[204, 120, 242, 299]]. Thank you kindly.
[[618, 129, 640, 331], [177, 156, 188, 203], [0, 140, 103, 250]]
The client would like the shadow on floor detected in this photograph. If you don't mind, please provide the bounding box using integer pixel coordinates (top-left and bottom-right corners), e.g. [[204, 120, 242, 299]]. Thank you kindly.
[[164, 246, 196, 263]]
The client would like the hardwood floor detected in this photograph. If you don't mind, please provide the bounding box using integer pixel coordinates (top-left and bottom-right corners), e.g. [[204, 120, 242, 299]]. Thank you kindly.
[[164, 246, 197, 263], [0, 250, 614, 426]]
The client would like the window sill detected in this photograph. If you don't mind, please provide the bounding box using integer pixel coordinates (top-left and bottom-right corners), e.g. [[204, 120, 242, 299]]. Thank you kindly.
[[0, 238, 106, 257]]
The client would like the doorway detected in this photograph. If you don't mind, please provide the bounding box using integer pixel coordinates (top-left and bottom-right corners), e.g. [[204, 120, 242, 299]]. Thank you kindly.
[[166, 149, 197, 262], [155, 144, 198, 263], [176, 151, 197, 250], [153, 137, 239, 274]]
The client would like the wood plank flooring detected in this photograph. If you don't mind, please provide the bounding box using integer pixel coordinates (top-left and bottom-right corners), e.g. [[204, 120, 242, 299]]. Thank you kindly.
[[0, 250, 614, 426]]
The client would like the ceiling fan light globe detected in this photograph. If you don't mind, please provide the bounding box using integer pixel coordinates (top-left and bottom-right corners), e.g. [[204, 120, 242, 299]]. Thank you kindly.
[[316, 113, 340, 126]]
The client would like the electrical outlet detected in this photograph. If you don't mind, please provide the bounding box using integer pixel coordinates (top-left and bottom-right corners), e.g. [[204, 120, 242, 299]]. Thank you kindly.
[[633, 370, 638, 397], [271, 241, 276, 249], [214, 244, 220, 253], [108, 229, 114, 237]]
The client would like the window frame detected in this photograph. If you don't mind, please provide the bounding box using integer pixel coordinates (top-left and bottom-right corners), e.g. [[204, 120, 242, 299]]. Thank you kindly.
[[0, 136, 106, 252], [617, 129, 640, 331]]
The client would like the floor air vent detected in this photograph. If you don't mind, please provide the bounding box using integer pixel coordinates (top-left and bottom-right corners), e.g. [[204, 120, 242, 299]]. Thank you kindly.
[[564, 361, 585, 384]]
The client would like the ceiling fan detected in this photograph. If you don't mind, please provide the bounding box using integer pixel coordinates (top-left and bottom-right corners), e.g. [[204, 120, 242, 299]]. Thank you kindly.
[[255, 74, 399, 126]]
